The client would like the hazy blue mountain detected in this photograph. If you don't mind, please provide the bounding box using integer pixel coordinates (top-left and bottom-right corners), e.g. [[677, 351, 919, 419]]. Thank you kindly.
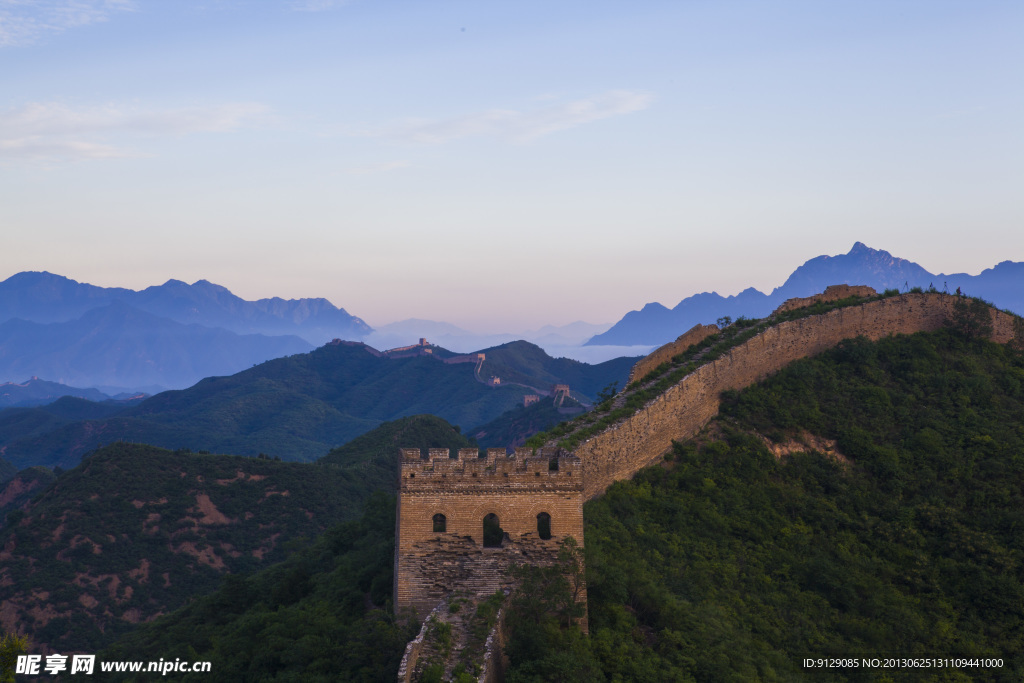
[[0, 271, 133, 323], [588, 289, 776, 347], [0, 302, 313, 389], [0, 271, 371, 345], [130, 278, 372, 344], [0, 377, 112, 408], [587, 242, 1024, 346], [775, 240, 935, 295], [943, 260, 1024, 315]]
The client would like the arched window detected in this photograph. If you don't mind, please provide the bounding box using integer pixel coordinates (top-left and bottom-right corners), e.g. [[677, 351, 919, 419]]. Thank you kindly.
[[483, 513, 503, 547], [432, 513, 446, 533], [537, 512, 552, 540]]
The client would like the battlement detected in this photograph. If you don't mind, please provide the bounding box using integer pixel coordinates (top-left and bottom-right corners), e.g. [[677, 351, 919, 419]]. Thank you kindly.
[[399, 447, 581, 489], [395, 445, 585, 618], [773, 284, 877, 315], [394, 289, 1024, 628]]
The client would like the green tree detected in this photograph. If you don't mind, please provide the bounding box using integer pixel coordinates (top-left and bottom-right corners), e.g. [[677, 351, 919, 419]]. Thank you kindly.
[[504, 538, 600, 682], [949, 296, 994, 340], [1010, 316, 1024, 353], [0, 632, 30, 683], [596, 382, 619, 404]]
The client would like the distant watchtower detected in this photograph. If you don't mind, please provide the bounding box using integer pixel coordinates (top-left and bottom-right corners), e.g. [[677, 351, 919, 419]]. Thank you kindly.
[[394, 447, 585, 619]]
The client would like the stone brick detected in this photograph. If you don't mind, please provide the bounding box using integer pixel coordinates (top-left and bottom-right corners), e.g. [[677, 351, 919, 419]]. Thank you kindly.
[[628, 323, 720, 386], [394, 292, 1023, 631], [394, 449, 584, 619], [578, 293, 1019, 499], [773, 284, 877, 315]]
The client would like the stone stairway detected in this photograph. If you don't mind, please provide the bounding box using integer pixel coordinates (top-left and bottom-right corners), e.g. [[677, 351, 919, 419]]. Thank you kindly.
[[398, 591, 508, 683]]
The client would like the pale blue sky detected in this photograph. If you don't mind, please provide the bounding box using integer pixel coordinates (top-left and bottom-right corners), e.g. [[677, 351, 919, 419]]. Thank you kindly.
[[2, 0, 1021, 331]]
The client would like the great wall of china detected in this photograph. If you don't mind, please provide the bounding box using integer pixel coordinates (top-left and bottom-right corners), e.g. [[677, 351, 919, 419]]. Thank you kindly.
[[574, 291, 1019, 499], [394, 289, 1022, 680], [394, 447, 584, 619]]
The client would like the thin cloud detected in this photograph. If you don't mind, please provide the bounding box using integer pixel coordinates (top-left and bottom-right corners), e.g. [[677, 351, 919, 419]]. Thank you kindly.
[[0, 0, 135, 47], [0, 101, 268, 161], [371, 90, 654, 145], [344, 160, 411, 175], [0, 137, 138, 160]]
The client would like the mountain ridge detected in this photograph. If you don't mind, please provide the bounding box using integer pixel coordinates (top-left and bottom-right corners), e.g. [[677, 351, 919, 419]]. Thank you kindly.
[[89, 297, 1024, 680], [0, 339, 634, 472], [0, 271, 371, 345], [0, 378, 113, 408], [588, 242, 1024, 346]]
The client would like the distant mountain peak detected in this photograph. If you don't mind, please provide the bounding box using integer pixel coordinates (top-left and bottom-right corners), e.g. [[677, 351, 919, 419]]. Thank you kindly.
[[845, 241, 900, 262], [588, 243, 1024, 347], [1, 271, 372, 346], [190, 279, 233, 295], [8, 270, 65, 281]]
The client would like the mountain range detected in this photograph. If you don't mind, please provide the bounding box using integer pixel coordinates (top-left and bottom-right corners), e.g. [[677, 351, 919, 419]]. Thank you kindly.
[[0, 271, 370, 343], [0, 377, 117, 408], [6, 242, 1024, 393], [0, 272, 373, 390], [10, 315, 1015, 679], [0, 339, 635, 473], [587, 242, 1024, 346]]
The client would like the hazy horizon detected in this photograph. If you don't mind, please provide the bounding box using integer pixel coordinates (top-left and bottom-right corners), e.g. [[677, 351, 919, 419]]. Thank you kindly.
[[0, 237, 1014, 336]]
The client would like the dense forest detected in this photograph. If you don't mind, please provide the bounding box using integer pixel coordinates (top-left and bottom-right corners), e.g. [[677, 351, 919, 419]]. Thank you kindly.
[[507, 329, 1023, 681], [0, 414, 473, 660], [98, 493, 412, 682]]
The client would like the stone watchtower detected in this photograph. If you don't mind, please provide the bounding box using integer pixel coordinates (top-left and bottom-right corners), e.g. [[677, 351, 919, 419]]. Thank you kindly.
[[394, 447, 585, 619]]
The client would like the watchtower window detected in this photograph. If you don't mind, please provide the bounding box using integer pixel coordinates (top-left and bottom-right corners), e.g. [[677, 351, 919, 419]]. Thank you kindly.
[[537, 512, 552, 540], [432, 513, 446, 533], [483, 513, 504, 547]]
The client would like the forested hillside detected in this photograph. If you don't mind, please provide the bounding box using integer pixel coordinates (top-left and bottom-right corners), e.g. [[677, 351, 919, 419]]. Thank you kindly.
[[0, 415, 474, 657], [99, 494, 411, 682], [508, 329, 1024, 681], [0, 444, 366, 653], [94, 328, 1024, 681]]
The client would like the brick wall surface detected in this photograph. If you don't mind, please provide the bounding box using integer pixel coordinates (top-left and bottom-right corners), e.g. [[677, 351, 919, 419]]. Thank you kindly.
[[627, 323, 720, 386], [773, 284, 877, 315], [578, 293, 1019, 499], [393, 293, 1021, 628], [394, 448, 584, 618]]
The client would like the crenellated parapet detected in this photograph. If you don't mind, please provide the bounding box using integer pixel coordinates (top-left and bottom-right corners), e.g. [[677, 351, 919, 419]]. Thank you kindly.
[[394, 446, 585, 620], [399, 447, 581, 491], [393, 288, 1024, 641]]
